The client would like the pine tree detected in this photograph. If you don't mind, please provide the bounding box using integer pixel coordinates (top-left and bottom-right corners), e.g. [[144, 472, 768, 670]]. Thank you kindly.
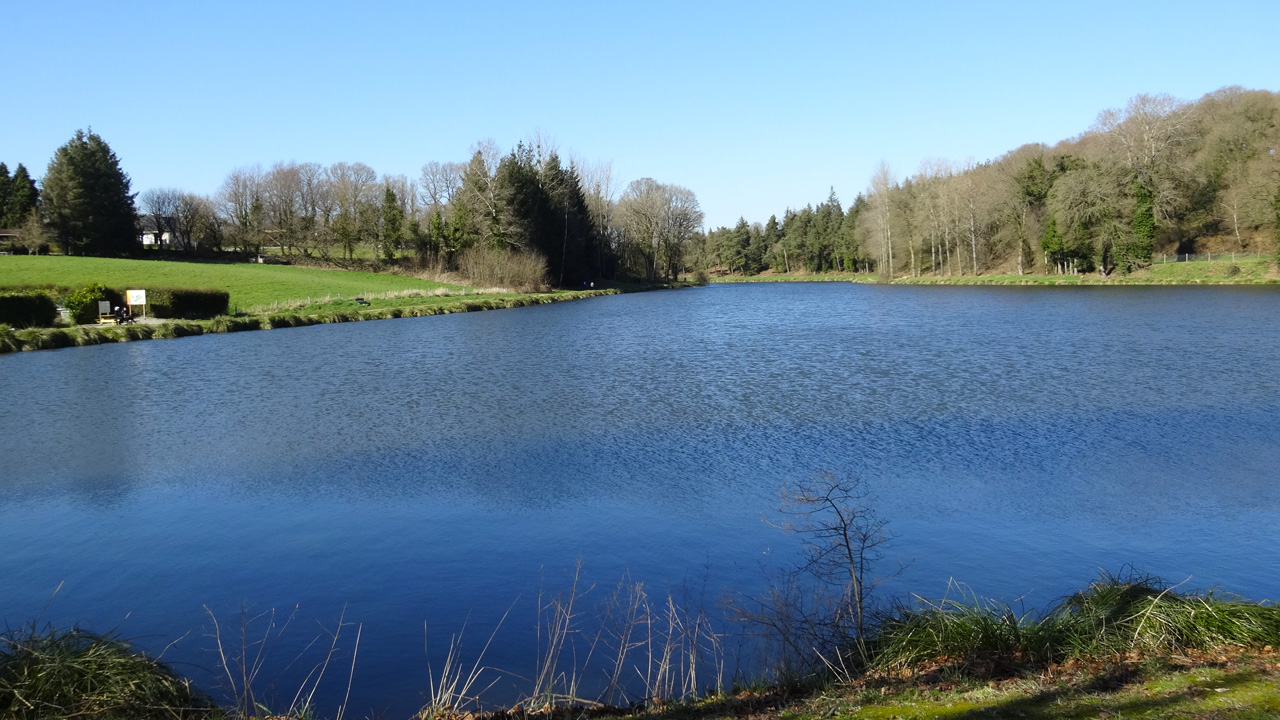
[[42, 130, 138, 256], [538, 154, 596, 285], [0, 163, 11, 226], [427, 210, 447, 262], [4, 164, 40, 228], [380, 186, 403, 261]]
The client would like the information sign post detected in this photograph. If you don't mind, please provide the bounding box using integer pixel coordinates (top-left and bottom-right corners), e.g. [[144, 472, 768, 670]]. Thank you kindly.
[[126, 289, 147, 318]]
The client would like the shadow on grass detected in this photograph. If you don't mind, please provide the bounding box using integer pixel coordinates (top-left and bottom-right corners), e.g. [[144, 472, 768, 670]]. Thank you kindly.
[[943, 667, 1270, 720]]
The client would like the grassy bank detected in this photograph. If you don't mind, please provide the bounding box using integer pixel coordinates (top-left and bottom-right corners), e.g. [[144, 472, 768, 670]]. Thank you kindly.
[[0, 289, 618, 354], [5, 575, 1278, 719], [0, 255, 465, 310], [0, 255, 686, 354], [683, 652, 1280, 720], [707, 273, 866, 283], [707, 257, 1280, 286]]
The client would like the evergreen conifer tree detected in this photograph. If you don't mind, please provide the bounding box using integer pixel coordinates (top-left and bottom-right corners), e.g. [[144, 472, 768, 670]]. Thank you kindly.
[[4, 164, 40, 228], [380, 186, 403, 261], [0, 163, 11, 225], [42, 130, 138, 256]]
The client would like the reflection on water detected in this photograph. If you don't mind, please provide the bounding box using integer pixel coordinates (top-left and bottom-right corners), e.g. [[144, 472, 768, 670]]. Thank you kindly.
[[3, 283, 1279, 716]]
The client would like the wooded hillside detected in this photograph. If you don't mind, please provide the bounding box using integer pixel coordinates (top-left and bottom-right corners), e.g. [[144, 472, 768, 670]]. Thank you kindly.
[[696, 87, 1280, 277]]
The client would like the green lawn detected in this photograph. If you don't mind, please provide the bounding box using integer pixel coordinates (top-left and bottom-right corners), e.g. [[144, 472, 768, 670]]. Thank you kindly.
[[0, 255, 466, 311]]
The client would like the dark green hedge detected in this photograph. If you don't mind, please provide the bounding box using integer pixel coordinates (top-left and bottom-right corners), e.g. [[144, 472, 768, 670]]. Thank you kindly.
[[146, 288, 230, 319], [0, 292, 59, 328]]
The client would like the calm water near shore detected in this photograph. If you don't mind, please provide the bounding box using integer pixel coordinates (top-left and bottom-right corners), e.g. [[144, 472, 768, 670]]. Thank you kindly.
[[3, 282, 1279, 717]]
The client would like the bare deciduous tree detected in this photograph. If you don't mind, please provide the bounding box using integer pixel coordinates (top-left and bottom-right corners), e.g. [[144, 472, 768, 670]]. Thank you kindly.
[[615, 178, 703, 281], [868, 161, 895, 277], [174, 192, 219, 251], [216, 165, 264, 252], [420, 161, 465, 211], [140, 187, 182, 249]]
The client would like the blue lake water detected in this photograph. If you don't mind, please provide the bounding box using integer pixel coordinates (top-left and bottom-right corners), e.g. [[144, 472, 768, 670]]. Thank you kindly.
[[2, 282, 1279, 717]]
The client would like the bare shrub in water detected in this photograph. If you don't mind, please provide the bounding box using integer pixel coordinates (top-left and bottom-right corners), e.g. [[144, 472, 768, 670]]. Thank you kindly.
[[728, 472, 891, 681]]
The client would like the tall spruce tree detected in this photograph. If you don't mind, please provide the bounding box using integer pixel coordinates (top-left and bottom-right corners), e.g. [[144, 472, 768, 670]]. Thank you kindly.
[[4, 164, 40, 228], [0, 163, 10, 226], [380, 186, 403, 261], [42, 130, 138, 256], [539, 154, 596, 285]]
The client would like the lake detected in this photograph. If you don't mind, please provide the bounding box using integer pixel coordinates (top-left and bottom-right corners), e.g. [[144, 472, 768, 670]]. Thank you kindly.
[[2, 282, 1279, 718]]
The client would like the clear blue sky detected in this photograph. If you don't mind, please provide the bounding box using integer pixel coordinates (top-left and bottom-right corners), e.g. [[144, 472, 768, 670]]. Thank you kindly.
[[4, 0, 1278, 229]]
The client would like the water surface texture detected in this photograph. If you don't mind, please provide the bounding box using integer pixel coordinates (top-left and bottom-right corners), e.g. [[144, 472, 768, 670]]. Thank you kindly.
[[3, 283, 1279, 716]]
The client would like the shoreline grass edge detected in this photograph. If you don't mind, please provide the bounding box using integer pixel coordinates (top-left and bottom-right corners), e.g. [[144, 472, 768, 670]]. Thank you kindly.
[[0, 288, 624, 355]]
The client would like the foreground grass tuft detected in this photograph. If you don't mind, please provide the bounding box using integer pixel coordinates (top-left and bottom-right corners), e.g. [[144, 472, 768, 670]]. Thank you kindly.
[[872, 573, 1280, 677], [0, 625, 216, 720]]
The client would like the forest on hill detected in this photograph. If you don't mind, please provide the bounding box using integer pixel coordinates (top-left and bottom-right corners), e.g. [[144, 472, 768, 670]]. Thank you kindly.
[[694, 87, 1280, 278]]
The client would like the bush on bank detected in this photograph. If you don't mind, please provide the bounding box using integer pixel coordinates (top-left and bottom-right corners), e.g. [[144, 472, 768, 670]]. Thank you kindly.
[[0, 292, 58, 328], [146, 288, 230, 319]]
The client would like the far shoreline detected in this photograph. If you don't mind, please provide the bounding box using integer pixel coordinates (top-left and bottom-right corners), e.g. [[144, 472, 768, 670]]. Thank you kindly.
[[704, 256, 1280, 287]]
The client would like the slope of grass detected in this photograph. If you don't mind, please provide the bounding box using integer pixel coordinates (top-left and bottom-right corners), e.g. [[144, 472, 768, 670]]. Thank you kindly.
[[1142, 257, 1276, 283], [0, 255, 465, 310]]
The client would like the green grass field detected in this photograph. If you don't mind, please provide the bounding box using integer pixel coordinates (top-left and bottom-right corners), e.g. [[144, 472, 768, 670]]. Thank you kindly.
[[0, 255, 466, 311]]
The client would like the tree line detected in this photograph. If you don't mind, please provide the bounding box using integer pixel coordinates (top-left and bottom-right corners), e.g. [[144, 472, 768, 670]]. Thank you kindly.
[[4, 131, 705, 287], [697, 87, 1280, 277]]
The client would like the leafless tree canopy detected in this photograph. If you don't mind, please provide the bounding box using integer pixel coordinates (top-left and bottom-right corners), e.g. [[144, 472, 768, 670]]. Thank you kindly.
[[615, 178, 704, 281]]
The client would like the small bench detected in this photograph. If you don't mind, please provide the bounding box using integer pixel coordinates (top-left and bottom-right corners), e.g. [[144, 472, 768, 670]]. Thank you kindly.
[[97, 301, 117, 325]]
